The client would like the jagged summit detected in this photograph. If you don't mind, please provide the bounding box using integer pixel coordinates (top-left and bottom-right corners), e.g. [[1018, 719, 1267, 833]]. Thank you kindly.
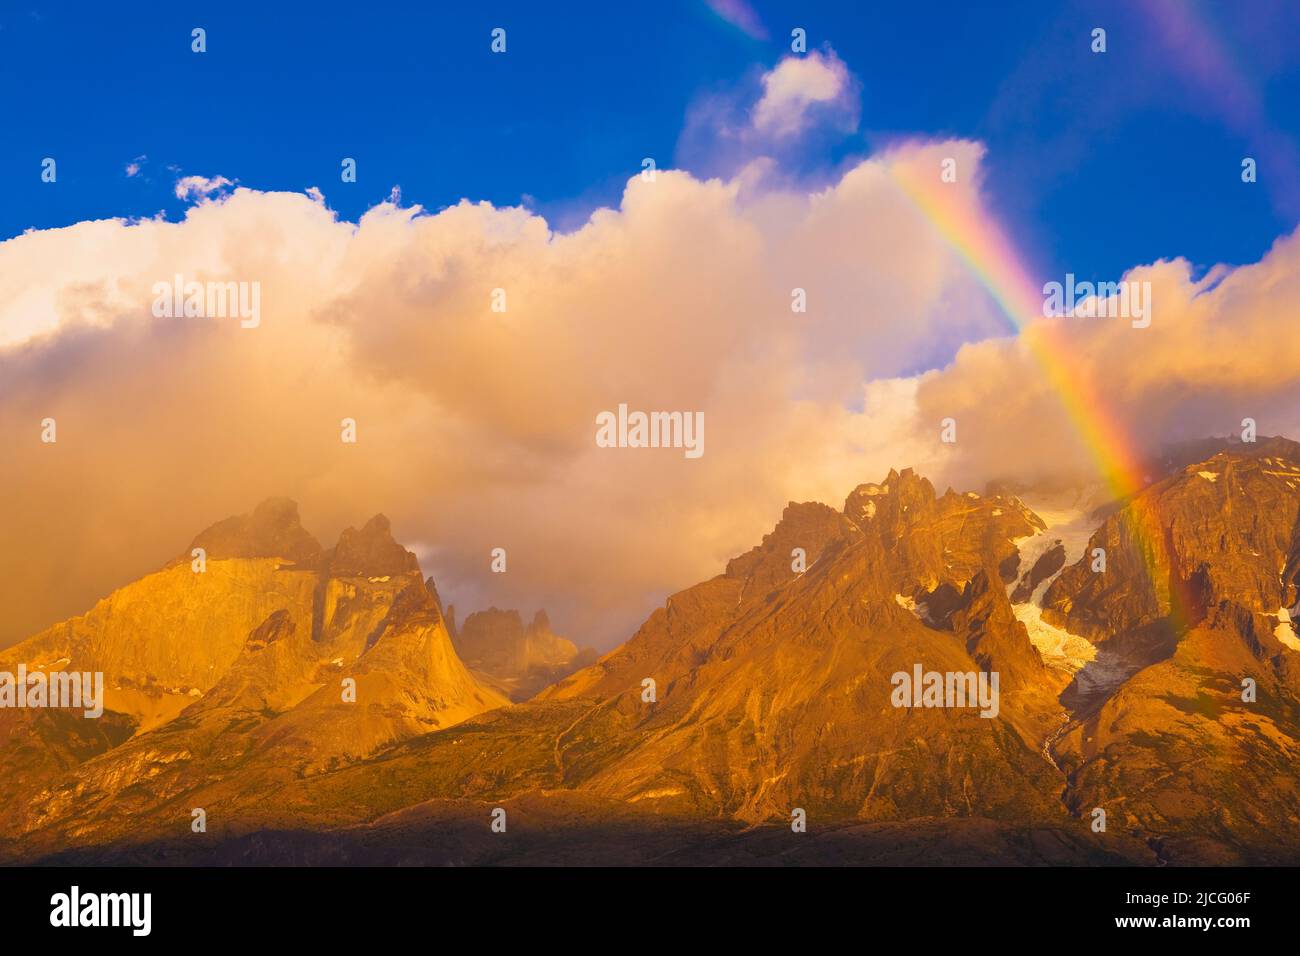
[[187, 497, 322, 563], [0, 497, 506, 848], [324, 513, 420, 578], [6, 447, 1300, 865], [453, 606, 591, 701], [1044, 447, 1300, 644], [184, 501, 421, 579], [1147, 433, 1300, 478]]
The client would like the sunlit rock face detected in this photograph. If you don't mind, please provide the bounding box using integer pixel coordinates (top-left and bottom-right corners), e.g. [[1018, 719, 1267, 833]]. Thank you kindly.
[[6, 448, 1300, 866], [0, 499, 507, 848]]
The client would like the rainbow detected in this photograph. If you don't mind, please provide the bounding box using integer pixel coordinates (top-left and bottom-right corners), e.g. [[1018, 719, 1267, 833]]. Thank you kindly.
[[885, 156, 1192, 628]]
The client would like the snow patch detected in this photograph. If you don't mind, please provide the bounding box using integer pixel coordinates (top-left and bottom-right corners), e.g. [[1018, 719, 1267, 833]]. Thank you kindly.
[[1273, 608, 1300, 653], [29, 656, 73, 670], [1013, 602, 1097, 673], [1198, 471, 1219, 482], [894, 593, 932, 624], [1008, 494, 1101, 601], [629, 786, 686, 802], [1006, 489, 1106, 672]]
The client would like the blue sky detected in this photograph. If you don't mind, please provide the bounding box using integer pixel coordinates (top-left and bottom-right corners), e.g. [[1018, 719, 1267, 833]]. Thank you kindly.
[[2, 0, 1298, 283]]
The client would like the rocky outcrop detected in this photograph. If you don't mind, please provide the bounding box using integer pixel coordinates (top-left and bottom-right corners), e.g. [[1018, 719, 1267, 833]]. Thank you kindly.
[[844, 468, 1045, 598], [1010, 543, 1065, 603], [1032, 450, 1300, 862], [324, 514, 421, 578], [0, 499, 507, 848], [454, 608, 592, 701], [527, 470, 1064, 824], [7, 448, 1300, 865], [1043, 452, 1300, 643], [186, 497, 322, 565]]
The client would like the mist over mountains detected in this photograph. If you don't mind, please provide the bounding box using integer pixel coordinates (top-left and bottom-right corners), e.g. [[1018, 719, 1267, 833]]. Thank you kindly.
[[3, 436, 1299, 865]]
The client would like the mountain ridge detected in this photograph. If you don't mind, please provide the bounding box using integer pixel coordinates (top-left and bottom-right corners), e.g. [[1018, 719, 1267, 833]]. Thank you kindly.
[[4, 441, 1300, 864]]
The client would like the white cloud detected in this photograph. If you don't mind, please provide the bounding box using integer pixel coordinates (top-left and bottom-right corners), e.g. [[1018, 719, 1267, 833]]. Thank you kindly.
[[914, 233, 1300, 490], [2, 139, 1298, 654], [174, 174, 235, 201], [0, 144, 1005, 648], [676, 47, 861, 181], [751, 50, 854, 138]]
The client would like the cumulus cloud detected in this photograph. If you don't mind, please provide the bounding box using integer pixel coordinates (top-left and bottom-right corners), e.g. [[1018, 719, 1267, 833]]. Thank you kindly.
[[174, 174, 235, 201], [0, 141, 1013, 648], [915, 234, 1300, 489], [676, 48, 860, 179], [2, 142, 1298, 651], [751, 50, 853, 138]]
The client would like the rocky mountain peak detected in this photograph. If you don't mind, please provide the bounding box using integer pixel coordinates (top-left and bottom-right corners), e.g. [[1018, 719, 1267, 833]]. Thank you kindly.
[[11, 445, 1300, 866], [325, 514, 420, 578], [1043, 448, 1300, 646], [723, 501, 854, 594], [453, 607, 587, 701], [187, 497, 322, 564]]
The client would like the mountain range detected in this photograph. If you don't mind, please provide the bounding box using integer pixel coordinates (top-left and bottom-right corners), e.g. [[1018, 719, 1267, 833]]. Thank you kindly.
[[3, 438, 1299, 865]]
